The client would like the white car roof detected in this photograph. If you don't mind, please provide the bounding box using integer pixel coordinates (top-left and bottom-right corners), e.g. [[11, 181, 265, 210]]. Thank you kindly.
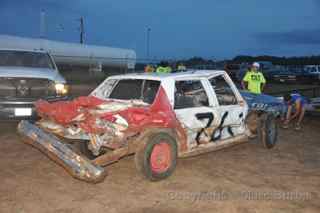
[[108, 70, 226, 81]]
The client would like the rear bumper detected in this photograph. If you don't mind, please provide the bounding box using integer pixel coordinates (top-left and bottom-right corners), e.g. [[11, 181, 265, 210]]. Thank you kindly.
[[17, 120, 107, 183], [0, 96, 69, 120]]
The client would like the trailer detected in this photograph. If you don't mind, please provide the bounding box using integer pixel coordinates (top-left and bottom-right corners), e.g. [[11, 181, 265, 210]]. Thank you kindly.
[[0, 35, 136, 71]]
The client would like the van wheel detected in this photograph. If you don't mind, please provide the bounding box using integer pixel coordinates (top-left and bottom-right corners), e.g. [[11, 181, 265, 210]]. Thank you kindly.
[[135, 133, 177, 181], [258, 113, 278, 149]]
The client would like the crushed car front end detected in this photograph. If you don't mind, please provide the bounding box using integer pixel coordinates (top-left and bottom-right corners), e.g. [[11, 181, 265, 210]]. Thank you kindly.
[[17, 97, 144, 182]]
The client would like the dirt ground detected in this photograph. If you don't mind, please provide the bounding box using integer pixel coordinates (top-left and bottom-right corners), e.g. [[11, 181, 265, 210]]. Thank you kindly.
[[0, 85, 320, 213]]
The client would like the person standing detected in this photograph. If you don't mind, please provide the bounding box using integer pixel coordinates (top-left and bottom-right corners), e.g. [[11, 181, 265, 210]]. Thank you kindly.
[[241, 62, 266, 94], [177, 62, 187, 71], [282, 93, 307, 130], [164, 61, 172, 73], [156, 61, 167, 73], [144, 64, 154, 73], [156, 61, 171, 74]]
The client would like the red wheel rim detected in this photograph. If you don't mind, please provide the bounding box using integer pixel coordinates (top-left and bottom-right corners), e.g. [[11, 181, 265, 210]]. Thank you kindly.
[[150, 141, 171, 173]]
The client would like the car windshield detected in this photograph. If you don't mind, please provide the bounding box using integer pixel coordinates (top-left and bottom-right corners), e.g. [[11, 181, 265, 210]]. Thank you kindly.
[[0, 50, 54, 69]]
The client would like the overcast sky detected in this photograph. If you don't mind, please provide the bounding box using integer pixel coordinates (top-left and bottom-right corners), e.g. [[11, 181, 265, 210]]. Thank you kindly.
[[1, 0, 320, 60]]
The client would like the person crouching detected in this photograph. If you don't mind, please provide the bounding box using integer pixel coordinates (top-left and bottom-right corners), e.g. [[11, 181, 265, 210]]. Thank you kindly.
[[283, 93, 307, 130]]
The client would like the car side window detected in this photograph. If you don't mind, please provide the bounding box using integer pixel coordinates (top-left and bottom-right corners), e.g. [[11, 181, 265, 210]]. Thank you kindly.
[[174, 80, 209, 109], [210, 76, 238, 106]]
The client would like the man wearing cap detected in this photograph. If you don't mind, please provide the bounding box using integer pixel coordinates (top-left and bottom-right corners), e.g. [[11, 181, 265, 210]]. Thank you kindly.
[[241, 62, 266, 94]]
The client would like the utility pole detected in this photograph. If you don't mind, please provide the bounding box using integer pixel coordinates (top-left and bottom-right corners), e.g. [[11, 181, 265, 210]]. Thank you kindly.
[[79, 17, 84, 44], [40, 10, 46, 39], [146, 27, 151, 60]]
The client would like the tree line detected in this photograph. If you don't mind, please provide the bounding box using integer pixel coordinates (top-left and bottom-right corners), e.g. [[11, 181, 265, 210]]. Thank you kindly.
[[231, 55, 320, 66], [137, 55, 320, 70]]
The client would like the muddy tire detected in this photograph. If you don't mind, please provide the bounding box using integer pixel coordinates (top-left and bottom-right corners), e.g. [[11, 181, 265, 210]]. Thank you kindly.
[[245, 111, 259, 137], [258, 113, 278, 149], [134, 133, 177, 181]]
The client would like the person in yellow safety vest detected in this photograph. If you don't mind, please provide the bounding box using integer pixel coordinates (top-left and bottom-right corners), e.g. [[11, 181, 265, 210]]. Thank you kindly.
[[156, 61, 172, 74], [241, 62, 266, 94], [165, 64, 172, 73], [177, 62, 186, 71], [156, 66, 167, 73], [144, 64, 154, 73]]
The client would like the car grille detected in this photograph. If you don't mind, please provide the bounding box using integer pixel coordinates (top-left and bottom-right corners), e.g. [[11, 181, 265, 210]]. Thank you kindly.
[[0, 77, 56, 99]]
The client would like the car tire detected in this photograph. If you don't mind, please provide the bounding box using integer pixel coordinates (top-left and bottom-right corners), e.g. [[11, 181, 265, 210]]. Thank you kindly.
[[134, 132, 177, 181], [258, 113, 278, 149]]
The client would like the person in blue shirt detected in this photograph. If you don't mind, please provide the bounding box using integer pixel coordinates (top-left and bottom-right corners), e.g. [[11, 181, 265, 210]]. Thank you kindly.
[[283, 93, 307, 130]]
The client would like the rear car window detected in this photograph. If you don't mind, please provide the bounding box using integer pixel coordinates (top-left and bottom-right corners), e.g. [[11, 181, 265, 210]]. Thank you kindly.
[[109, 79, 160, 104]]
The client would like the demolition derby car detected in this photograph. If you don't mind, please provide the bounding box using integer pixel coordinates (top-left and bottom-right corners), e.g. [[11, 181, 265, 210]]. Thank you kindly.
[[18, 70, 279, 183]]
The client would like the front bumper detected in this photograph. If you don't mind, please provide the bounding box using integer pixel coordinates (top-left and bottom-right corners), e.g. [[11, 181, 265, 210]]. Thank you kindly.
[[17, 120, 107, 183], [0, 96, 69, 120]]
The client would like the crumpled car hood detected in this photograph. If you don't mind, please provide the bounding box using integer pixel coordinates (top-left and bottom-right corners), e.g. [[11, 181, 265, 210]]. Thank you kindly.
[[35, 87, 180, 134], [35, 96, 135, 126]]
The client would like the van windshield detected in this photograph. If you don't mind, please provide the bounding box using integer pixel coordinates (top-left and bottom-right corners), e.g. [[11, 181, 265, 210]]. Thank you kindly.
[[0, 50, 54, 69]]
